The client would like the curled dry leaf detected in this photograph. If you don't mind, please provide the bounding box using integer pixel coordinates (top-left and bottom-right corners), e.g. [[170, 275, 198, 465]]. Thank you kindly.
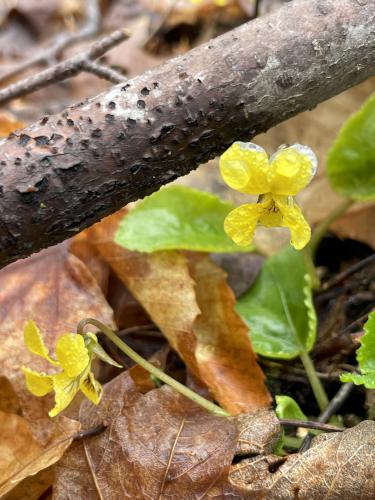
[[83, 211, 270, 414], [208, 420, 375, 499], [0, 244, 114, 442], [54, 371, 279, 499], [0, 410, 80, 498]]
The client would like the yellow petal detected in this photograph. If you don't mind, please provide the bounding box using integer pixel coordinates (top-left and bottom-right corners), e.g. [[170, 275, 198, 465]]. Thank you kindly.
[[274, 196, 311, 250], [49, 371, 81, 417], [220, 142, 270, 194], [23, 320, 58, 365], [55, 334, 90, 378], [269, 145, 317, 195], [22, 366, 53, 396], [80, 371, 102, 405], [224, 201, 267, 246]]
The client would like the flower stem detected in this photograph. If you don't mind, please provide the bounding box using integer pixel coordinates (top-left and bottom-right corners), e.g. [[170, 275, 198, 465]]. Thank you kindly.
[[77, 318, 230, 418], [299, 350, 329, 412], [309, 198, 354, 257], [302, 247, 320, 290]]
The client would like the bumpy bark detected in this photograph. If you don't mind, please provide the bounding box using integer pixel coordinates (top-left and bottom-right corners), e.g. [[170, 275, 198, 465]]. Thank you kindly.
[[0, 0, 375, 267]]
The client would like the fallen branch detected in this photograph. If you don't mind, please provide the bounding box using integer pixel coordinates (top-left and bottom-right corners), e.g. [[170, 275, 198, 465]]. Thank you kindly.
[[0, 0, 100, 85], [0, 0, 374, 268], [0, 29, 129, 104]]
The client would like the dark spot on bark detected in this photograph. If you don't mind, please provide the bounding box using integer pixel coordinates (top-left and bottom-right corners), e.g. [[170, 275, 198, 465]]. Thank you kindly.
[[236, 101, 245, 109], [35, 177, 49, 192], [155, 106, 163, 113], [105, 114, 115, 123], [15, 158, 22, 165], [127, 117, 136, 126], [67, 119, 74, 127], [197, 78, 202, 84], [0, 186, 3, 197], [137, 99, 146, 109], [108, 101, 116, 109], [175, 96, 183, 106], [186, 94, 193, 101], [51, 147, 58, 154], [276, 73, 294, 89], [179, 72, 188, 79], [80, 139, 90, 148], [25, 151, 31, 157], [65, 138, 73, 146], [50, 133, 63, 143], [91, 128, 102, 138], [19, 134, 30, 146], [95, 102, 101, 107], [57, 119, 63, 126], [62, 111, 69, 118], [209, 98, 216, 106], [0, 160, 6, 166], [87, 117, 93, 124], [141, 87, 150, 96], [91, 148, 100, 158], [40, 156, 52, 167], [34, 136, 50, 146], [130, 162, 143, 175], [200, 129, 214, 140], [122, 84, 131, 91], [116, 132, 126, 141], [40, 116, 49, 125], [153, 82, 159, 88]]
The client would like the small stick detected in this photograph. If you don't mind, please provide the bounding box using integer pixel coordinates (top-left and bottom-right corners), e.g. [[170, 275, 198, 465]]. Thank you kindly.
[[322, 254, 375, 291], [73, 423, 107, 441], [279, 419, 343, 433], [0, 29, 129, 104], [299, 382, 354, 452], [0, 0, 101, 84]]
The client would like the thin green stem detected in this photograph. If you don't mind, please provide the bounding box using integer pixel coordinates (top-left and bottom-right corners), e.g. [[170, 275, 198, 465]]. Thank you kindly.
[[309, 198, 354, 257], [77, 318, 230, 418], [283, 435, 302, 449], [302, 247, 320, 290], [299, 350, 329, 412]]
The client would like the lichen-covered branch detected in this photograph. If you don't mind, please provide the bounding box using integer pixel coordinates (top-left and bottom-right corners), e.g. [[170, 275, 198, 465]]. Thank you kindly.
[[0, 0, 375, 268]]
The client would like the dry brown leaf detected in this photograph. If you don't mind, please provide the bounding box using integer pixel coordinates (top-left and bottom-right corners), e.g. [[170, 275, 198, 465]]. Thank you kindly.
[[84, 211, 270, 414], [0, 410, 80, 497], [208, 420, 375, 499], [189, 254, 271, 413], [54, 371, 279, 499], [0, 244, 114, 442], [0, 111, 24, 137], [3, 467, 53, 500]]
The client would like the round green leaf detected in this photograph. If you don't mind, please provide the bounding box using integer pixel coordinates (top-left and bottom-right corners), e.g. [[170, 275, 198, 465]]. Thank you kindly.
[[115, 186, 253, 253], [327, 93, 375, 200]]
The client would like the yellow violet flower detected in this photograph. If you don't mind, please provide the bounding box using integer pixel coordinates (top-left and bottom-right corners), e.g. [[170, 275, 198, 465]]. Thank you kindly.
[[191, 0, 228, 6], [22, 320, 121, 417], [220, 142, 317, 250]]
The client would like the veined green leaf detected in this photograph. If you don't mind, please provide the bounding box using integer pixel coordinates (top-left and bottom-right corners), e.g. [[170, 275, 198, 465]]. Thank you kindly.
[[327, 93, 375, 200], [115, 186, 253, 253], [236, 246, 316, 359], [340, 312, 375, 388]]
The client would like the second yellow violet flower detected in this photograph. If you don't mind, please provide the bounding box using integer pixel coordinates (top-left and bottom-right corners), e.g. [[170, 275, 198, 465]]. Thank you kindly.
[[22, 320, 121, 417], [220, 142, 317, 250]]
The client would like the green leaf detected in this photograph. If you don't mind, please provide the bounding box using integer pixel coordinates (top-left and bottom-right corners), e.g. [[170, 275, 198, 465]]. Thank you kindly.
[[115, 186, 253, 253], [340, 312, 375, 388], [327, 93, 375, 200], [236, 246, 316, 359], [275, 395, 307, 421]]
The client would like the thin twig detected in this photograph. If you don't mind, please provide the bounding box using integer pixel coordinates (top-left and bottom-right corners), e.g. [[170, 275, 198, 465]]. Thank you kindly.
[[322, 254, 375, 291], [299, 382, 354, 452], [261, 359, 340, 381], [279, 419, 343, 433], [0, 29, 129, 104], [0, 0, 101, 85], [82, 61, 125, 84], [73, 423, 107, 441]]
